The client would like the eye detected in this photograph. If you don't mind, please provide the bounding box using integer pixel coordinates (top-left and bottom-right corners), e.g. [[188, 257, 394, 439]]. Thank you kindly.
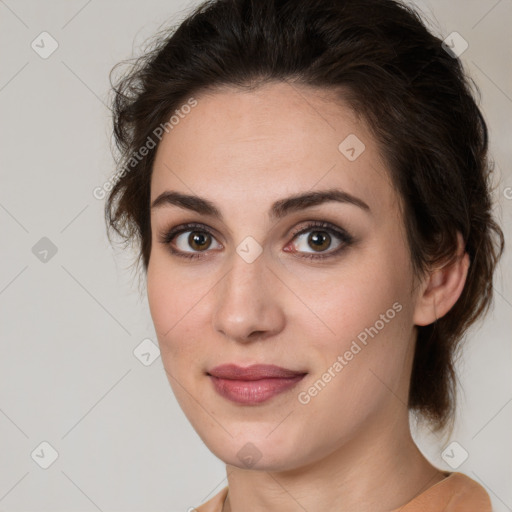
[[158, 223, 222, 260], [158, 220, 354, 260], [286, 221, 354, 260]]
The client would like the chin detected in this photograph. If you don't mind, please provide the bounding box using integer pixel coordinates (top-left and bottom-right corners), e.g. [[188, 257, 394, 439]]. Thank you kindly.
[[200, 428, 311, 472]]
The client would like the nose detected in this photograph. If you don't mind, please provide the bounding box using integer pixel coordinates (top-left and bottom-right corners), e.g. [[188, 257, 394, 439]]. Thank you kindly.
[[211, 249, 286, 344]]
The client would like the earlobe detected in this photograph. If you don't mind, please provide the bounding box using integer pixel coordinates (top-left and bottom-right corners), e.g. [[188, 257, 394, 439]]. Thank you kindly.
[[413, 232, 470, 327]]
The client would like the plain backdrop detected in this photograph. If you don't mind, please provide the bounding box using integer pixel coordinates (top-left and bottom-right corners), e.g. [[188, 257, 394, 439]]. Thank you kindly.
[[1, 0, 511, 511]]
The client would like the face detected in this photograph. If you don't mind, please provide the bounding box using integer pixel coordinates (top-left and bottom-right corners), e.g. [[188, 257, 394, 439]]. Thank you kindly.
[[147, 81, 421, 471]]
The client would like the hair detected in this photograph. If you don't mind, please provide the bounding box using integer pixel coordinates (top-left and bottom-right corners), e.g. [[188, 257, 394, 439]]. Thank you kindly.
[[105, 0, 504, 433]]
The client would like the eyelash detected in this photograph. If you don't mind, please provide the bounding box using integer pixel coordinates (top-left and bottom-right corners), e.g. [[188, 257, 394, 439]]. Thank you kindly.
[[158, 221, 354, 261]]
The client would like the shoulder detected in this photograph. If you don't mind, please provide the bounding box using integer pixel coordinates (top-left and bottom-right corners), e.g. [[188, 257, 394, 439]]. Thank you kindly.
[[193, 486, 229, 512], [192, 474, 492, 512], [443, 472, 493, 511], [394, 472, 493, 512]]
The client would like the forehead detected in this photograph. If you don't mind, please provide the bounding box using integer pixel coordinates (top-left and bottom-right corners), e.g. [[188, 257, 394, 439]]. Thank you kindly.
[[150, 81, 396, 217]]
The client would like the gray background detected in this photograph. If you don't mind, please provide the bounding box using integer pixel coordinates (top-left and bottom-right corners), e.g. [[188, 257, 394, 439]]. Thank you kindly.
[[0, 0, 511, 510]]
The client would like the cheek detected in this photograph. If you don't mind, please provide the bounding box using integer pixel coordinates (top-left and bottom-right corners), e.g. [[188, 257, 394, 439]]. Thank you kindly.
[[299, 260, 404, 341], [296, 244, 414, 386], [146, 263, 173, 340], [291, 282, 412, 441], [146, 256, 214, 370], [147, 259, 190, 354]]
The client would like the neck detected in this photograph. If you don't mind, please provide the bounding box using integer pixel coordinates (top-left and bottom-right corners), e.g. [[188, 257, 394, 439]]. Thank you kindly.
[[221, 409, 445, 512]]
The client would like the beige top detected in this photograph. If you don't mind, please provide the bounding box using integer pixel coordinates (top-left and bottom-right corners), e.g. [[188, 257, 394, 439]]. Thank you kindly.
[[194, 472, 492, 511]]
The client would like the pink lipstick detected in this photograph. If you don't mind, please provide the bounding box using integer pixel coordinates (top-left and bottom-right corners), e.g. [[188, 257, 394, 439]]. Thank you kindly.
[[207, 364, 307, 405]]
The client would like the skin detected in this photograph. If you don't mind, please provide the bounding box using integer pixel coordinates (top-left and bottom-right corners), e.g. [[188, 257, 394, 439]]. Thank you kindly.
[[146, 81, 470, 512]]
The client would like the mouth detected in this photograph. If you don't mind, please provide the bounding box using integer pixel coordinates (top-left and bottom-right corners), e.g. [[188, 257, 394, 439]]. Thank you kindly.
[[207, 364, 308, 405]]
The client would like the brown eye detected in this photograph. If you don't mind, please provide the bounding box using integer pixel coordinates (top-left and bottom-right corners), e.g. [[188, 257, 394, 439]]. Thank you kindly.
[[307, 230, 332, 252], [287, 221, 354, 260], [291, 228, 343, 255], [159, 223, 223, 259], [160, 221, 353, 261], [187, 231, 212, 251]]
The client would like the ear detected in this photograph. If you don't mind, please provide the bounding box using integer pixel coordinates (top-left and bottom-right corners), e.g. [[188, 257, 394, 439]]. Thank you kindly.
[[413, 231, 470, 327]]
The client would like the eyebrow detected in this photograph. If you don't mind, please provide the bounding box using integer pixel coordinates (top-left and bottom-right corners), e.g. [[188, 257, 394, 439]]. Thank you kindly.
[[150, 188, 371, 221]]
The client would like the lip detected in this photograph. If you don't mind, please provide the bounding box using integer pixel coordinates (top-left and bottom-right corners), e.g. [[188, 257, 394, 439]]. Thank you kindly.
[[207, 364, 307, 405], [208, 363, 306, 380]]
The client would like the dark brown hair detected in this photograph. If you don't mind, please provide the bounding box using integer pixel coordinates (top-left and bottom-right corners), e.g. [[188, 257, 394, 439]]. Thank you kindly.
[[105, 0, 504, 432]]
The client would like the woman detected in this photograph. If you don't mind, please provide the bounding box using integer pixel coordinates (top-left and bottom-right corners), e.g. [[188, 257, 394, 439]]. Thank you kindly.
[[105, 0, 505, 510]]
